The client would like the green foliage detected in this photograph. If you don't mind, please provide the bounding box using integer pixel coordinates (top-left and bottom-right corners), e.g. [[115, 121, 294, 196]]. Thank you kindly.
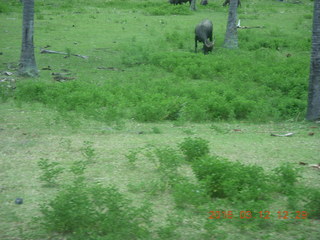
[[11, 43, 308, 122], [171, 179, 209, 208], [69, 160, 88, 176], [40, 181, 152, 239], [191, 155, 272, 201], [179, 137, 210, 162], [273, 163, 301, 195], [125, 149, 140, 165], [0, 81, 15, 102], [151, 126, 162, 134], [37, 158, 64, 186], [0, 2, 9, 14], [153, 147, 183, 183], [0, 0, 21, 13], [80, 141, 96, 163], [14, 80, 123, 122], [304, 188, 320, 219]]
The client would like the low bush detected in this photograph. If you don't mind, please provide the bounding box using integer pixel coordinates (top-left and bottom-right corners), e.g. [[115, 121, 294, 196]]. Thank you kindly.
[[171, 179, 209, 208], [273, 162, 301, 195], [304, 188, 320, 219], [179, 137, 210, 162], [191, 155, 273, 201], [40, 181, 152, 239], [37, 158, 64, 187]]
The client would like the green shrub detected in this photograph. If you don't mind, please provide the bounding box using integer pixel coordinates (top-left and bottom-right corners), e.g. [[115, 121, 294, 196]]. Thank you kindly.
[[0, 2, 9, 13], [273, 163, 301, 195], [304, 188, 320, 219], [37, 158, 64, 187], [40, 181, 152, 239], [171, 179, 209, 208], [179, 137, 210, 162], [153, 147, 183, 183], [191, 155, 272, 201], [80, 141, 96, 163]]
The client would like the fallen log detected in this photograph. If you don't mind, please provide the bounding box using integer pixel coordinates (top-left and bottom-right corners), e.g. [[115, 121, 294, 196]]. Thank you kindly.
[[270, 132, 294, 137], [237, 19, 265, 29], [40, 49, 88, 59]]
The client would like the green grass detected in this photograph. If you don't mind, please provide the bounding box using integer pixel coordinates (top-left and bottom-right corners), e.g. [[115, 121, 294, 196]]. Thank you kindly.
[[1, 0, 320, 239], [0, 102, 319, 239], [0, 0, 314, 122]]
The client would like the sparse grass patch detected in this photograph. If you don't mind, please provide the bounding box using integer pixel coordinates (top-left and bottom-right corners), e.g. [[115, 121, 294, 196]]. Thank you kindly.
[[0, 102, 319, 239]]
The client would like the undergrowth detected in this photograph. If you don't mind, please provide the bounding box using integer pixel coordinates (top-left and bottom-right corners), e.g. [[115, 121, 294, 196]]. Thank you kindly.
[[1, 0, 311, 123], [34, 136, 320, 239]]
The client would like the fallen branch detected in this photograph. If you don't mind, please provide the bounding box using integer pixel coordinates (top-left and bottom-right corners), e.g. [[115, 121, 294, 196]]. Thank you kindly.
[[97, 66, 124, 71], [238, 26, 265, 29], [237, 19, 265, 29], [299, 162, 320, 170], [270, 132, 294, 137], [40, 49, 88, 59]]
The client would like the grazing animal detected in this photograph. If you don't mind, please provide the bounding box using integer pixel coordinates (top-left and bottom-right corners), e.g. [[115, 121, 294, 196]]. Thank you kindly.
[[195, 19, 214, 54], [169, 0, 191, 5], [223, 0, 241, 7], [200, 0, 208, 5]]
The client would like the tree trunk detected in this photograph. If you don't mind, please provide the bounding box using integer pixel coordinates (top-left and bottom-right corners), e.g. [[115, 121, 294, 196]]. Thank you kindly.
[[223, 0, 238, 49], [190, 0, 197, 11], [307, 0, 320, 120], [19, 0, 38, 77]]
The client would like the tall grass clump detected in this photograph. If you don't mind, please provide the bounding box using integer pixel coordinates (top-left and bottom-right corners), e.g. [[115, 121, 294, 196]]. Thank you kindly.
[[40, 181, 152, 239], [37, 158, 64, 187], [191, 155, 273, 202], [179, 137, 210, 162], [39, 160, 153, 239]]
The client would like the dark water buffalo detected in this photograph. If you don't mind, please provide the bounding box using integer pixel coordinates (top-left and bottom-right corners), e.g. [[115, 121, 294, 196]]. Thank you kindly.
[[169, 0, 191, 5], [195, 19, 214, 54], [223, 0, 241, 7], [200, 0, 208, 5]]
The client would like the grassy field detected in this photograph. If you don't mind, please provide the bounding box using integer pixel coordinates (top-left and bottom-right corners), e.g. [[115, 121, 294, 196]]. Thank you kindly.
[[1, 0, 320, 239]]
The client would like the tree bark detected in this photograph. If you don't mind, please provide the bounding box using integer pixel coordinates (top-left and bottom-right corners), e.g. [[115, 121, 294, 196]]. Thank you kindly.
[[190, 0, 197, 11], [307, 0, 320, 120], [19, 0, 38, 77], [223, 0, 238, 49]]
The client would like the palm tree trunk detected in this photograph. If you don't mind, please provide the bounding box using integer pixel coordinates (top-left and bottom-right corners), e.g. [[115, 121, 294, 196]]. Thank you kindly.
[[307, 0, 320, 120], [223, 0, 238, 49], [19, 0, 38, 77], [190, 0, 197, 11]]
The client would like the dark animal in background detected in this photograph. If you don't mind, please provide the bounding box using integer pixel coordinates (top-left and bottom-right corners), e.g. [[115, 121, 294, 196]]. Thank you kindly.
[[200, 0, 208, 5], [195, 19, 214, 54], [223, 0, 241, 7], [169, 0, 191, 5]]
